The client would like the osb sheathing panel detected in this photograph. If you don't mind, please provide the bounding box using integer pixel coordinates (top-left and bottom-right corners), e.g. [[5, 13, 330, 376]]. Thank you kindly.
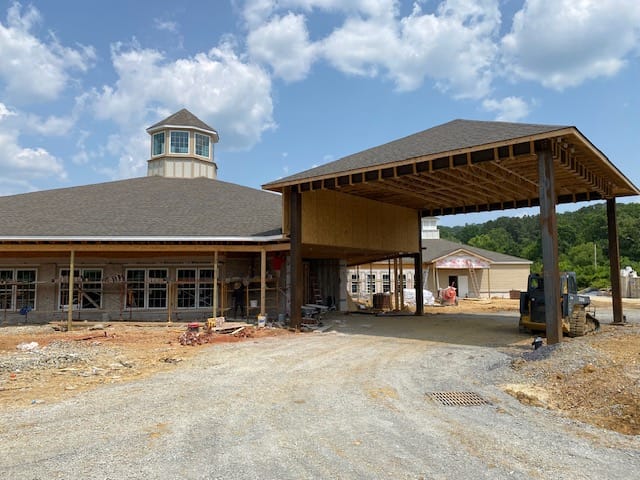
[[301, 190, 419, 252]]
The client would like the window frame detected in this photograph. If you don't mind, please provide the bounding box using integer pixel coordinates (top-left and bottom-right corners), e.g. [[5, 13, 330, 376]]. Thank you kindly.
[[367, 273, 376, 294], [350, 273, 359, 294], [176, 268, 214, 309], [152, 132, 165, 156], [170, 130, 190, 154], [125, 268, 168, 309], [58, 268, 103, 310], [0, 268, 37, 311], [194, 133, 210, 158]]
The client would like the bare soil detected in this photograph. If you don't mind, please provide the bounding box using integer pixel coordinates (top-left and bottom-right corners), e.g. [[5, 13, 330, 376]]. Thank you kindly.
[[1, 298, 638, 436]]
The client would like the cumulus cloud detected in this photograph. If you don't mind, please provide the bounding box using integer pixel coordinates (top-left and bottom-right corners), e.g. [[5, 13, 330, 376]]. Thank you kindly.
[[247, 13, 316, 82], [0, 130, 66, 181], [0, 2, 95, 102], [0, 102, 67, 180], [91, 41, 275, 178], [482, 96, 530, 121], [501, 0, 640, 89], [243, 0, 501, 97]]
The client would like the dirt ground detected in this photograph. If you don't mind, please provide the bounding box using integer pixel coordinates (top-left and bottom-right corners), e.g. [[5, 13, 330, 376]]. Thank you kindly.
[[1, 297, 638, 436]]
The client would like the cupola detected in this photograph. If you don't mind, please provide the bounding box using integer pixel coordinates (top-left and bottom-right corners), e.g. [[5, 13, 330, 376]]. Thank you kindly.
[[146, 108, 219, 179]]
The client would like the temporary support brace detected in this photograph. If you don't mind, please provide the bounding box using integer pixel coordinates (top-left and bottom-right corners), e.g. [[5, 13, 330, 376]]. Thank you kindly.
[[607, 198, 624, 324], [537, 140, 562, 344], [415, 211, 424, 315]]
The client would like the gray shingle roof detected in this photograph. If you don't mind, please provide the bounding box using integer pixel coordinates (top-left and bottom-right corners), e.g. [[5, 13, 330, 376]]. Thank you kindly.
[[0, 177, 282, 239], [422, 238, 532, 264], [147, 108, 218, 136], [265, 119, 568, 186]]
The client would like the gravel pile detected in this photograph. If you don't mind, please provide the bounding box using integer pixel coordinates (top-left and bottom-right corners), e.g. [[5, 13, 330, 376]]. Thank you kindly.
[[0, 340, 108, 373]]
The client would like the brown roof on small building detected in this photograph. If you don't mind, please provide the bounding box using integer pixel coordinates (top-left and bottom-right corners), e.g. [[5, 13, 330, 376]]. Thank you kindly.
[[422, 238, 532, 264], [0, 177, 282, 239], [147, 108, 218, 138]]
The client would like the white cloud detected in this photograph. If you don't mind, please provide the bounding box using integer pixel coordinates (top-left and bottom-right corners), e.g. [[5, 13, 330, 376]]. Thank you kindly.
[[501, 0, 640, 89], [482, 96, 530, 121], [321, 0, 501, 97], [243, 0, 501, 98], [247, 13, 316, 82], [154, 18, 179, 33], [92, 41, 275, 178], [0, 130, 66, 181], [0, 2, 95, 102], [0, 101, 16, 119]]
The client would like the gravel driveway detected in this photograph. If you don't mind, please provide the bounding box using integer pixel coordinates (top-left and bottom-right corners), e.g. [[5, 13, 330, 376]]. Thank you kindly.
[[1, 313, 638, 479]]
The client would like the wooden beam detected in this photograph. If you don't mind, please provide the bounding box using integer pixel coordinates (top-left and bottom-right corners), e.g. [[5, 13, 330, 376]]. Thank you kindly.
[[213, 251, 219, 318], [415, 212, 424, 316], [260, 248, 266, 317], [67, 250, 75, 331], [537, 140, 562, 344], [607, 199, 624, 324], [0, 242, 290, 253], [289, 188, 303, 329]]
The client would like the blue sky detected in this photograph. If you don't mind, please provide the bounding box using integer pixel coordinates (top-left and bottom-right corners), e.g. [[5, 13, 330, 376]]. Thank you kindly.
[[0, 0, 638, 226]]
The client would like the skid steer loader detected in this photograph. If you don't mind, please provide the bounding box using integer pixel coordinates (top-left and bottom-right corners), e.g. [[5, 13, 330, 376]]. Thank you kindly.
[[519, 272, 599, 337]]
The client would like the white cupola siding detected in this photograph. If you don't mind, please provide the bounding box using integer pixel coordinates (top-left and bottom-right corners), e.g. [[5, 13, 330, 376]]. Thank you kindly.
[[146, 108, 220, 180]]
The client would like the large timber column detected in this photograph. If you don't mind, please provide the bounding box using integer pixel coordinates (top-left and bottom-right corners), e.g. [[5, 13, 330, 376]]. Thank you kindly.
[[537, 140, 562, 344], [415, 213, 424, 315], [607, 198, 624, 324], [289, 187, 303, 329]]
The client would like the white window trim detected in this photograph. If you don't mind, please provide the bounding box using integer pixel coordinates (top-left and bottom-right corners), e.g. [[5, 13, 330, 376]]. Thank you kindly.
[[194, 133, 210, 159], [176, 268, 214, 309], [125, 268, 168, 309], [169, 130, 190, 155], [58, 268, 103, 310], [152, 131, 165, 157], [0, 268, 37, 311]]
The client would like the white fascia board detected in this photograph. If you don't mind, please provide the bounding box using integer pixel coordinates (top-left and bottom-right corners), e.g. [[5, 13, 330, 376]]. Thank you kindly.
[[0, 234, 286, 242]]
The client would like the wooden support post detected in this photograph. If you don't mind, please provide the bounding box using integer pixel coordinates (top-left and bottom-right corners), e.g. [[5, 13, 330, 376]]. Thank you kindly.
[[537, 140, 562, 344], [607, 198, 624, 324], [415, 253, 424, 315], [415, 212, 424, 315], [213, 251, 219, 318], [167, 282, 173, 324], [399, 257, 404, 309], [260, 248, 267, 317], [289, 188, 303, 329], [67, 250, 75, 331], [393, 258, 398, 310]]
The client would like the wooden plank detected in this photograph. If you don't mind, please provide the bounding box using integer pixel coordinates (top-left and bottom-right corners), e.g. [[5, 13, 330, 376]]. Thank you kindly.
[[537, 141, 562, 345]]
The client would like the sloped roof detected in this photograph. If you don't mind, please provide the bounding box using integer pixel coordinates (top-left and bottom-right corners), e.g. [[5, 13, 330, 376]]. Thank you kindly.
[[0, 177, 282, 239], [422, 238, 532, 264], [267, 119, 568, 184], [147, 108, 219, 139], [264, 118, 639, 217]]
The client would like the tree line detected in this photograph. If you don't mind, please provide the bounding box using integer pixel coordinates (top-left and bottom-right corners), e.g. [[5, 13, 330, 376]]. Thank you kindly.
[[439, 202, 640, 289]]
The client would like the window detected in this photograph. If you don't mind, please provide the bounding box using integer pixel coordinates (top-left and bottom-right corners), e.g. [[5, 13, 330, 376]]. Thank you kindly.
[[177, 269, 196, 308], [170, 131, 189, 154], [382, 274, 391, 293], [126, 269, 167, 309], [398, 274, 407, 289], [59, 269, 103, 309], [176, 268, 214, 309], [195, 133, 209, 157], [198, 269, 214, 308], [0, 269, 36, 310], [350, 274, 359, 294], [152, 132, 165, 156], [367, 274, 376, 294]]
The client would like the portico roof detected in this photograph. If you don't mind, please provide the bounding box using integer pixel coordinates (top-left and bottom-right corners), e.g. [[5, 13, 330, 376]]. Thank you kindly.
[[264, 119, 639, 216]]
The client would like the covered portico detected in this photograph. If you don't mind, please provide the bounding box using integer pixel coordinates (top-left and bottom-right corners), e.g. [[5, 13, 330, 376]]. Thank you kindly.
[[264, 119, 639, 343]]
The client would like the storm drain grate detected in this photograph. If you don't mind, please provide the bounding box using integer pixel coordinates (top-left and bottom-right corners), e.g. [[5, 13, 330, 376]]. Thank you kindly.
[[427, 391, 491, 406]]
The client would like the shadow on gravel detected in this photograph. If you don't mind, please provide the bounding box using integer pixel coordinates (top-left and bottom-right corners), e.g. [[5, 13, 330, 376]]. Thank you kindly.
[[331, 312, 531, 348]]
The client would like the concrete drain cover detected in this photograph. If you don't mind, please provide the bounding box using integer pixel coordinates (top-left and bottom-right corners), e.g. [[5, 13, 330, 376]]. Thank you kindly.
[[427, 391, 491, 406]]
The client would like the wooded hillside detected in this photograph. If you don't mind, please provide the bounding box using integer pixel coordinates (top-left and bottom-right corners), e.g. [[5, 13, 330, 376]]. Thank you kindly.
[[439, 202, 640, 289]]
